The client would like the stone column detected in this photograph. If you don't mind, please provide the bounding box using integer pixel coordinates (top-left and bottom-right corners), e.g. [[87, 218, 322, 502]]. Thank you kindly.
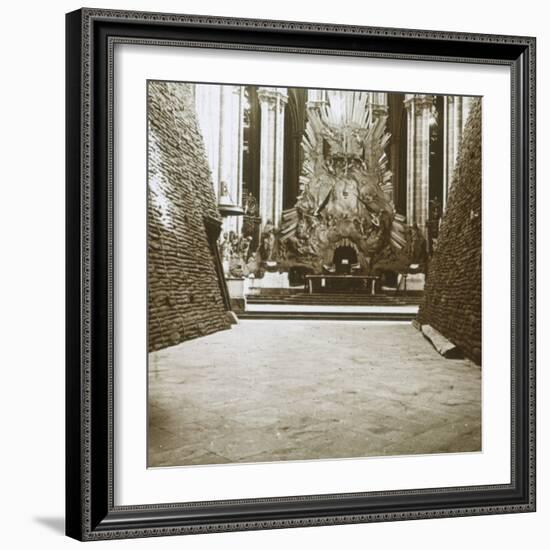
[[218, 85, 244, 233], [195, 84, 245, 234], [461, 95, 473, 132], [370, 92, 389, 123], [305, 89, 327, 177], [194, 84, 222, 196], [369, 93, 391, 201], [306, 88, 327, 110], [370, 92, 387, 112], [452, 96, 463, 175], [405, 95, 415, 224], [404, 94, 434, 233], [442, 96, 449, 209], [442, 95, 473, 210], [235, 86, 245, 233], [443, 96, 456, 209], [257, 87, 288, 228]]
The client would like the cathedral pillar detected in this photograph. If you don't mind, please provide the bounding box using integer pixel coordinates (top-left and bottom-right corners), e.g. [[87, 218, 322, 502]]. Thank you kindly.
[[306, 89, 327, 162], [218, 85, 244, 234], [306, 88, 327, 110], [442, 96, 450, 209], [369, 93, 391, 202], [442, 95, 473, 210], [370, 92, 389, 124], [452, 96, 463, 176], [195, 84, 221, 195], [461, 96, 473, 131], [257, 87, 288, 228], [404, 94, 434, 233], [405, 95, 415, 223], [370, 92, 388, 113], [235, 86, 245, 233], [195, 84, 245, 234], [443, 96, 458, 209]]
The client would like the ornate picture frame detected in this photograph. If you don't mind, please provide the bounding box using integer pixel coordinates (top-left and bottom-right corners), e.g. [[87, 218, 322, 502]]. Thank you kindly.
[[65, 8, 536, 541]]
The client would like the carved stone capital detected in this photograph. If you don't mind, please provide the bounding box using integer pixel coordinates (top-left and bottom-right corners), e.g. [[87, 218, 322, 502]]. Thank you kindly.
[[416, 94, 435, 110], [404, 94, 435, 112], [257, 87, 288, 110]]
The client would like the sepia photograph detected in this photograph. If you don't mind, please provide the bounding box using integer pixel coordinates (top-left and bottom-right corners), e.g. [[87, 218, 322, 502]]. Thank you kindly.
[[147, 80, 482, 468]]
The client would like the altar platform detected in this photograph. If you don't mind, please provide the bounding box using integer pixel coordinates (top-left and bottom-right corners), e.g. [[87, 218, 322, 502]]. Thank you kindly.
[[246, 288, 423, 306], [240, 288, 423, 321]]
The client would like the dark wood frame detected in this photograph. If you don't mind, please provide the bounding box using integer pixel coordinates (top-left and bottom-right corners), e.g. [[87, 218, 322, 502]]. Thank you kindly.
[[66, 7, 536, 541]]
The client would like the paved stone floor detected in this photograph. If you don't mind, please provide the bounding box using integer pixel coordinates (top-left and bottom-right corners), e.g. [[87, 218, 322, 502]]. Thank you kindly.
[[148, 321, 481, 467]]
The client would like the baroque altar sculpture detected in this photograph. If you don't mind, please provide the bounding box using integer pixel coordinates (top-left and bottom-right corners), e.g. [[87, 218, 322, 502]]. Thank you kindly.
[[219, 231, 254, 278], [279, 90, 418, 278], [220, 90, 428, 283]]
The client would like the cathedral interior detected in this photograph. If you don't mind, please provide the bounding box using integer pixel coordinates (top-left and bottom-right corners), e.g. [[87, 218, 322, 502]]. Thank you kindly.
[[147, 81, 482, 467], [195, 85, 475, 309]]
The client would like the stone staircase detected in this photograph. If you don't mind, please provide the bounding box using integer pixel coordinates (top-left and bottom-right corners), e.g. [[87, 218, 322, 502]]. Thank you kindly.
[[238, 289, 423, 321], [247, 292, 423, 307]]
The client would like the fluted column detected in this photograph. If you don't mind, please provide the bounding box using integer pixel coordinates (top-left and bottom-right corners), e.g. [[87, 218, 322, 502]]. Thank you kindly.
[[405, 95, 415, 223], [369, 92, 388, 115], [218, 85, 244, 233], [369, 93, 391, 201], [306, 88, 327, 110], [369, 92, 389, 126], [195, 84, 245, 233], [194, 84, 222, 195], [257, 87, 288, 228], [461, 96, 473, 132], [443, 96, 458, 209], [404, 94, 434, 233], [306, 89, 327, 162], [452, 96, 463, 175], [442, 95, 473, 209], [235, 86, 245, 233]]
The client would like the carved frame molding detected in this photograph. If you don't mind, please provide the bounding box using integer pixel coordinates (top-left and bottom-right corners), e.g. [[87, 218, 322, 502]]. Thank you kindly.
[[66, 8, 536, 540]]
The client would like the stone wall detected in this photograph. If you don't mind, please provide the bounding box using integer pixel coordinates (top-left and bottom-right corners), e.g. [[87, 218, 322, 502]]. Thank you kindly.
[[417, 99, 482, 365], [148, 81, 230, 352]]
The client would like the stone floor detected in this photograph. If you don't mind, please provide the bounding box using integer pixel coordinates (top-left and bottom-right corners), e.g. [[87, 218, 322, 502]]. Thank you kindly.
[[148, 320, 481, 467]]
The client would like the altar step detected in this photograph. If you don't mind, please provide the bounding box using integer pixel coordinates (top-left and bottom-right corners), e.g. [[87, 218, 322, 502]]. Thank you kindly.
[[237, 310, 416, 322], [246, 292, 423, 307]]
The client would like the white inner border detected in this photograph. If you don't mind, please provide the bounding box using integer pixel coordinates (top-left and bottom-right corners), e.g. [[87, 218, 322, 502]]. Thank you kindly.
[[114, 44, 511, 506]]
